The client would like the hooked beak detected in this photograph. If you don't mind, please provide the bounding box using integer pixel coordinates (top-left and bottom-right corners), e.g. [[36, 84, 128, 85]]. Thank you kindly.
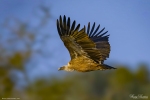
[[58, 66, 65, 71], [58, 68, 61, 71]]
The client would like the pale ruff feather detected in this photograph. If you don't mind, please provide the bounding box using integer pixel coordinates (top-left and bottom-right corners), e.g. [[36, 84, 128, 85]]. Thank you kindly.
[[65, 63, 75, 72]]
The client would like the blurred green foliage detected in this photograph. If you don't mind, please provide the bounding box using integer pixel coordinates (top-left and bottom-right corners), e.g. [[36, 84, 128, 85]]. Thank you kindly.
[[24, 66, 149, 100], [1, 64, 150, 100]]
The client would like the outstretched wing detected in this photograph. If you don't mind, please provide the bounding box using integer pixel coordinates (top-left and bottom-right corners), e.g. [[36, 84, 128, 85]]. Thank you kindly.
[[57, 15, 100, 60], [57, 15, 110, 63], [85, 22, 110, 62]]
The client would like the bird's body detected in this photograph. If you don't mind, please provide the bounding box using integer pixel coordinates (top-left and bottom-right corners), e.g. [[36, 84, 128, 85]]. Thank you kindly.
[[66, 56, 98, 72], [65, 56, 113, 72], [57, 15, 116, 72]]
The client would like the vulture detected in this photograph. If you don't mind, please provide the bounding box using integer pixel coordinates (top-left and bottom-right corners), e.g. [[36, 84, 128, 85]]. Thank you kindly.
[[57, 15, 116, 72]]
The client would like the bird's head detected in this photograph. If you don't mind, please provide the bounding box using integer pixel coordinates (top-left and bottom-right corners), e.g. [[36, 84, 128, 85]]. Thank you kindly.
[[58, 63, 74, 72]]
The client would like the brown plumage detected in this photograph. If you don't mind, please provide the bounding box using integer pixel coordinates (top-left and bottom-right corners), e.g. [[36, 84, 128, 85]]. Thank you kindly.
[[57, 15, 116, 72]]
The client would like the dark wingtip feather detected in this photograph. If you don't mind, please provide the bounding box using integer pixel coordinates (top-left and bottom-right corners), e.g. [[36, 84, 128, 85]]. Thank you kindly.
[[103, 64, 116, 69], [98, 31, 108, 37], [59, 15, 62, 23], [84, 25, 86, 32], [63, 15, 66, 25], [59, 15, 64, 33], [87, 22, 90, 35], [57, 19, 61, 36], [91, 24, 100, 37], [86, 22, 109, 39], [89, 22, 95, 37], [71, 20, 76, 31], [67, 17, 70, 35], [75, 24, 80, 31]]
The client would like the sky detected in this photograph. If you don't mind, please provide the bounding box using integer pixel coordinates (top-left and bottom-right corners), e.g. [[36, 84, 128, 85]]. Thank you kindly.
[[0, 0, 150, 76]]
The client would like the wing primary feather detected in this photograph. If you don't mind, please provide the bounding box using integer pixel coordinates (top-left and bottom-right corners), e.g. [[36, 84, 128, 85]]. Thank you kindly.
[[59, 16, 64, 35], [75, 24, 80, 31], [95, 27, 105, 37], [63, 15, 67, 35], [72, 24, 80, 37], [71, 20, 76, 31], [98, 31, 108, 37], [70, 20, 76, 36], [89, 22, 95, 37], [67, 17, 70, 35], [84, 25, 86, 32], [57, 19, 61, 36], [87, 22, 90, 35], [106, 34, 110, 37], [91, 24, 100, 37]]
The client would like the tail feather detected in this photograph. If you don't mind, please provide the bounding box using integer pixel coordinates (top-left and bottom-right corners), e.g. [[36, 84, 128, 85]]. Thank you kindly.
[[98, 64, 116, 70]]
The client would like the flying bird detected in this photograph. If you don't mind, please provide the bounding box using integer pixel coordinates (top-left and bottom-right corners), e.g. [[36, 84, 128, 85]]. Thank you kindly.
[[57, 15, 116, 72]]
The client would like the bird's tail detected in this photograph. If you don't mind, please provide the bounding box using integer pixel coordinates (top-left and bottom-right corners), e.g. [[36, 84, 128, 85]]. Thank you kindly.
[[98, 64, 116, 70]]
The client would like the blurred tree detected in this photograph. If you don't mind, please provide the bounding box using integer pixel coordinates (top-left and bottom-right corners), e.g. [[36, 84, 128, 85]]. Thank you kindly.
[[25, 66, 149, 100], [109, 67, 134, 88], [0, 67, 14, 98], [135, 64, 149, 84], [0, 4, 51, 98]]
